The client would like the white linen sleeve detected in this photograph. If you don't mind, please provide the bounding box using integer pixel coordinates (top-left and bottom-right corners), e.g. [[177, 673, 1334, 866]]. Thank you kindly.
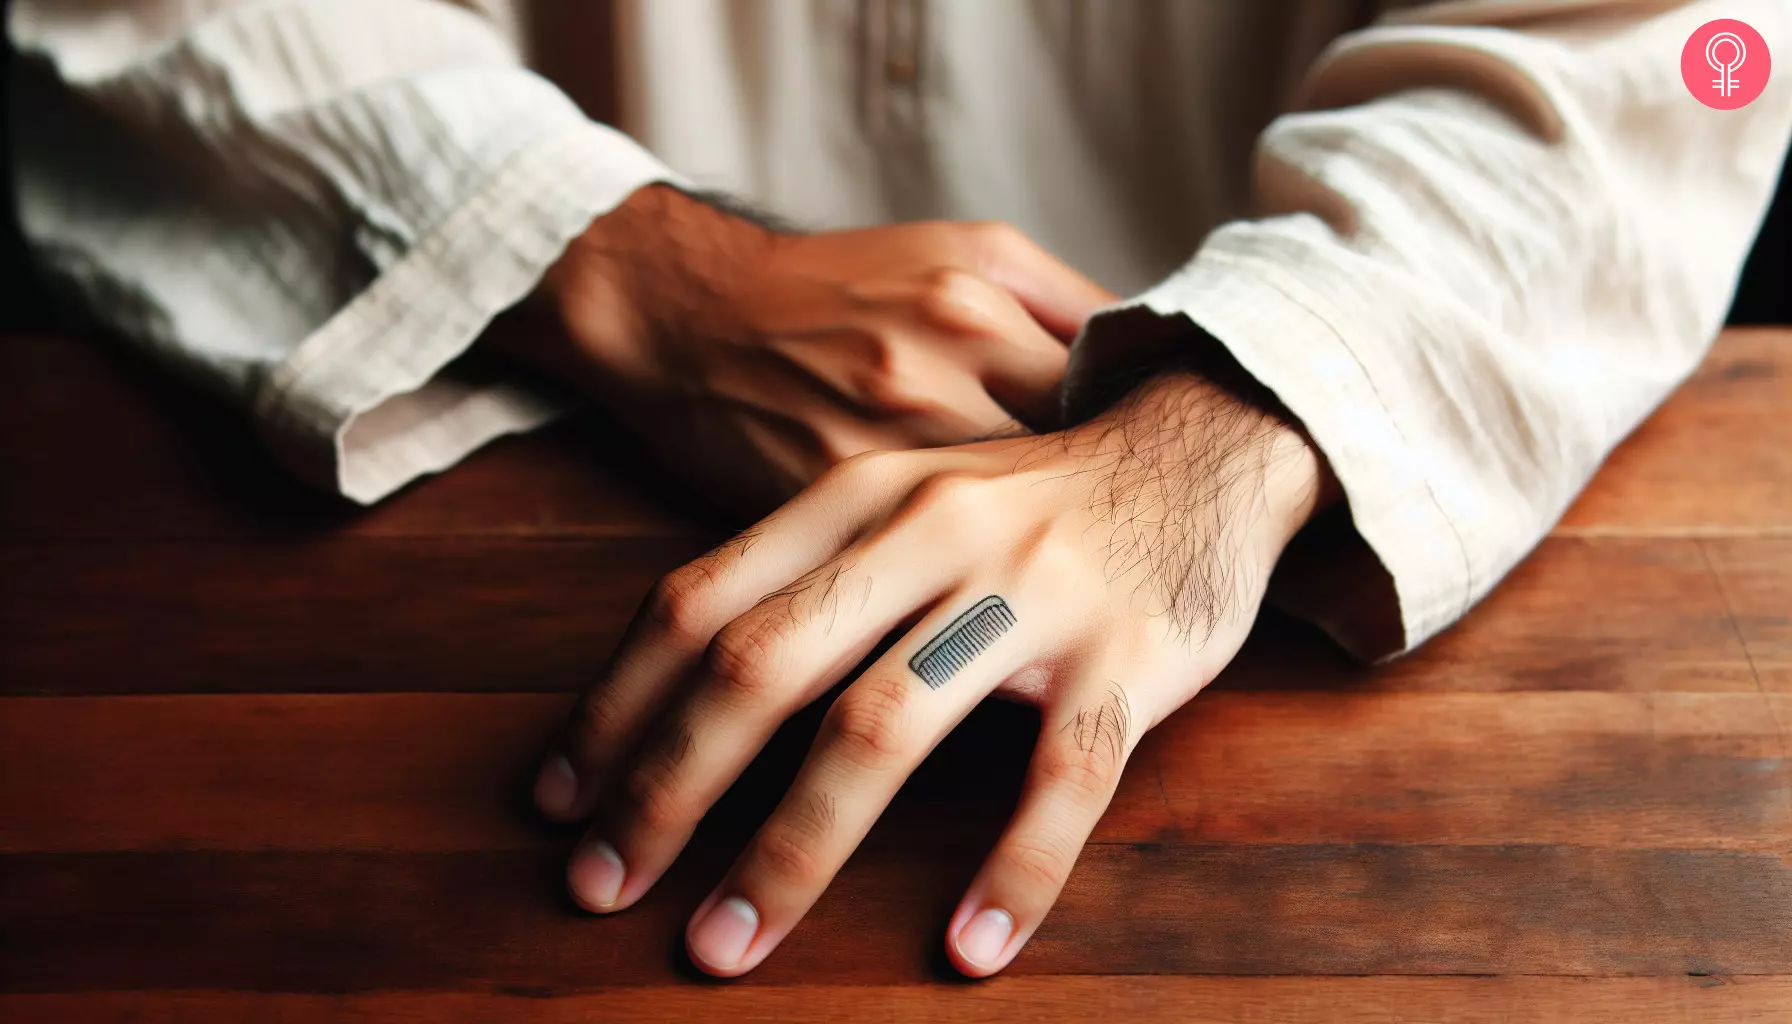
[[7, 0, 682, 503], [1065, 0, 1792, 659]]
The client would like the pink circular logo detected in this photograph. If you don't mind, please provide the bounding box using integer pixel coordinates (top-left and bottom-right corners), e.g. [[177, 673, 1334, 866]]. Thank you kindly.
[[1682, 19, 1770, 109]]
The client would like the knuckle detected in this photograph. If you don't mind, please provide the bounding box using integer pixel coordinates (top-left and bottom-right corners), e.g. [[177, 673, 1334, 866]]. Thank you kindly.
[[917, 265, 980, 300], [861, 328, 905, 376], [906, 472, 987, 520], [823, 448, 915, 504], [1037, 744, 1119, 804], [642, 566, 716, 646], [569, 687, 619, 742], [831, 448, 902, 489], [1004, 833, 1077, 892], [857, 354, 933, 415], [751, 822, 825, 887], [914, 267, 991, 332], [785, 791, 839, 845], [621, 760, 687, 833], [1015, 525, 1087, 589], [966, 219, 1026, 255], [703, 622, 785, 705], [825, 679, 913, 770]]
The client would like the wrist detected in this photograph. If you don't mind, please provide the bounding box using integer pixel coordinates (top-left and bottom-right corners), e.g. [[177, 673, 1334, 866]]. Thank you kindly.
[[1068, 309, 1339, 552], [524, 184, 777, 402], [1096, 370, 1336, 555]]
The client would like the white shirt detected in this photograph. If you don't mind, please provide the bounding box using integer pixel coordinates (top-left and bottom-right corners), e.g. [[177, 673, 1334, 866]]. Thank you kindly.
[[9, 0, 1790, 657]]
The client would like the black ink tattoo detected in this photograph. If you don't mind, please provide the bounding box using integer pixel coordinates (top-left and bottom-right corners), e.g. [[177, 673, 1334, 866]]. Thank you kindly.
[[908, 596, 1016, 689]]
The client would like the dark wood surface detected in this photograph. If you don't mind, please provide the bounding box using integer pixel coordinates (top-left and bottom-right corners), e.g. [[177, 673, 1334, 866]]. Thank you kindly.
[[2, 328, 1789, 1022]]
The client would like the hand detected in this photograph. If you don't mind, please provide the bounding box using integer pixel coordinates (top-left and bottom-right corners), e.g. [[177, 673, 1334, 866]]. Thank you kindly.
[[533, 368, 1335, 976], [517, 185, 1115, 516]]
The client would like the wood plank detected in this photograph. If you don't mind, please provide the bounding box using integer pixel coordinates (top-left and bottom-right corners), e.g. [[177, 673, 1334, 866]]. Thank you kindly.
[[8, 977, 1791, 1024], [3, 692, 1786, 853], [1703, 537, 1792, 692], [0, 693, 571, 853], [3, 844, 1787, 989], [0, 332, 714, 541], [1561, 328, 1792, 536], [0, 536, 1763, 696], [1119, 690, 1792, 849], [0, 537, 707, 696], [1343, 536, 1760, 693]]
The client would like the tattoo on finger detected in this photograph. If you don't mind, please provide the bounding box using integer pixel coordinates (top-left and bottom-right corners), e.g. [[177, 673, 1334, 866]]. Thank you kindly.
[[908, 596, 1016, 689]]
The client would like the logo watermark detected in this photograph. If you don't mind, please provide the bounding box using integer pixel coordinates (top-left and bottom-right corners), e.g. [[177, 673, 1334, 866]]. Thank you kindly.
[[1682, 19, 1770, 109]]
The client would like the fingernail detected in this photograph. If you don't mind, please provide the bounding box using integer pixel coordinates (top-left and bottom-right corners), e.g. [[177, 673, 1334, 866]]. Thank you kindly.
[[568, 840, 626, 910], [535, 755, 578, 818], [689, 895, 759, 970], [956, 907, 1014, 969]]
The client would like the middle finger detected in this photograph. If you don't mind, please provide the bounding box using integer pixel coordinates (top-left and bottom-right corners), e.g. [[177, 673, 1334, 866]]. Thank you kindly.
[[684, 587, 1040, 976], [536, 450, 925, 824]]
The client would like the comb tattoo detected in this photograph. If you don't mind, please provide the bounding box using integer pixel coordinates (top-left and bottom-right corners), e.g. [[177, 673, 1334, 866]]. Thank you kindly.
[[908, 596, 1017, 689]]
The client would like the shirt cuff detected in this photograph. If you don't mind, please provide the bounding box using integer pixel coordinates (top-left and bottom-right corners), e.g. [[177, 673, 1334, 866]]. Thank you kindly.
[[252, 121, 683, 505], [1066, 235, 1474, 661]]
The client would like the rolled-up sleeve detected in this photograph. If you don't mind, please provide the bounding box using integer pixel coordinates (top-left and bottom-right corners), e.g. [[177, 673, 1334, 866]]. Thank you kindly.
[[8, 0, 680, 503], [1067, 0, 1792, 659]]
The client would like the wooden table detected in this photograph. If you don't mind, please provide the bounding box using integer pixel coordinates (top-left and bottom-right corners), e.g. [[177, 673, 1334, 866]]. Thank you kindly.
[[2, 328, 1788, 1023]]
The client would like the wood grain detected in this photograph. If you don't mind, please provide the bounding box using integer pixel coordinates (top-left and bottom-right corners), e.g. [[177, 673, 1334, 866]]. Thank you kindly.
[[0, 332, 715, 542], [0, 537, 706, 695], [4, 692, 1787, 853], [1233, 536, 1766, 693], [1703, 537, 1792, 692], [3, 844, 1788, 990], [4, 536, 1774, 696], [4, 327, 1789, 1019], [1560, 328, 1792, 536], [9, 977, 1792, 1024]]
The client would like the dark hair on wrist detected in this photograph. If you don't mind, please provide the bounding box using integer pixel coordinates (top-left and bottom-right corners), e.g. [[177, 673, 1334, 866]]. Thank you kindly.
[[679, 187, 806, 236]]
